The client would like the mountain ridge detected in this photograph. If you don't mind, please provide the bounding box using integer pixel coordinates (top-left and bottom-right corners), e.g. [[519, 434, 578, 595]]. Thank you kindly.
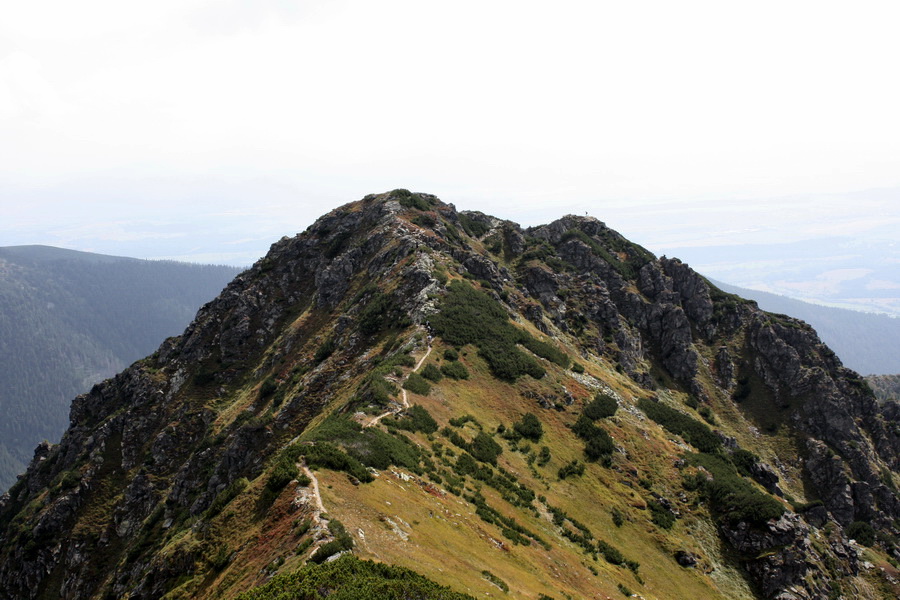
[[710, 279, 900, 375], [1, 191, 898, 599]]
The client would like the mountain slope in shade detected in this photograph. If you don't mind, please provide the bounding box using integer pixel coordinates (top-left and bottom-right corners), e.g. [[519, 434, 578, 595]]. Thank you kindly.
[[712, 279, 900, 375], [0, 192, 898, 600], [0, 246, 242, 490]]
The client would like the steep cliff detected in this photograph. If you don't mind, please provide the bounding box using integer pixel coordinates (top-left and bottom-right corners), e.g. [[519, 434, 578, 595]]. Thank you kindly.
[[1, 191, 897, 599]]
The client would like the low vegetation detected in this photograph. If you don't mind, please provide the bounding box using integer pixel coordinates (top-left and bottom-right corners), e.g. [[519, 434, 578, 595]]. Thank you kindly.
[[683, 453, 785, 525], [430, 281, 569, 381], [237, 554, 477, 600], [637, 398, 721, 453]]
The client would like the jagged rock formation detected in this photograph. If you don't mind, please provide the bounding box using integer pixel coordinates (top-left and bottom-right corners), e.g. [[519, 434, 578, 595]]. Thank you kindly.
[[1, 191, 898, 599]]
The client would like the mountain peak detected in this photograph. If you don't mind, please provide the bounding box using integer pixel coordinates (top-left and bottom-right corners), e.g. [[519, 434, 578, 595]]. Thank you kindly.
[[1, 192, 898, 599]]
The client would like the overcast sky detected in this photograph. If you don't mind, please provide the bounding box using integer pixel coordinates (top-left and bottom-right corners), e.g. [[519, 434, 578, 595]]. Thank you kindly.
[[2, 0, 900, 266]]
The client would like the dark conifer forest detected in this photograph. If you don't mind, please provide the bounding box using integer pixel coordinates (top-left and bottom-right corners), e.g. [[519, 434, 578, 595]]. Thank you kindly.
[[0, 245, 241, 490]]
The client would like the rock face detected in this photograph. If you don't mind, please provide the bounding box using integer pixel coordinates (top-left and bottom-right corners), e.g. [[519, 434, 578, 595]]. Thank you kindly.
[[722, 513, 857, 600], [0, 192, 897, 600]]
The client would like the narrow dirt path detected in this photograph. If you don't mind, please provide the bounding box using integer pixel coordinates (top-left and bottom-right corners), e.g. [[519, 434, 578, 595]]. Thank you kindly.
[[365, 340, 432, 428], [294, 337, 433, 556], [301, 461, 326, 518], [296, 459, 332, 555]]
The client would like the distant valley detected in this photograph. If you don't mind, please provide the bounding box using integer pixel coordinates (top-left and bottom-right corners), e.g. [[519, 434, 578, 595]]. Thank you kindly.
[[0, 246, 241, 491]]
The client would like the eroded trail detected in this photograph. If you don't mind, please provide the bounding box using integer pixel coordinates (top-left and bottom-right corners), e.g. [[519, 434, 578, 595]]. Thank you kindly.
[[365, 340, 432, 428], [295, 459, 332, 553], [301, 461, 325, 518], [295, 338, 433, 556]]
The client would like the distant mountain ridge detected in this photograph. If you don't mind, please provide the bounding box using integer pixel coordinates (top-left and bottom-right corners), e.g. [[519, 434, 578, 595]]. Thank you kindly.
[[711, 279, 900, 375], [0, 245, 135, 263], [0, 246, 242, 490]]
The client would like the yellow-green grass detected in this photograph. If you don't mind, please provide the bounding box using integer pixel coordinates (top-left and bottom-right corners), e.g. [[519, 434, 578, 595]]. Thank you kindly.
[[366, 341, 746, 598]]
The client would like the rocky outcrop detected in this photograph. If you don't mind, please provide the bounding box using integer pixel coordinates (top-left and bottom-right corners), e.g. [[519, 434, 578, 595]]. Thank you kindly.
[[722, 513, 857, 599]]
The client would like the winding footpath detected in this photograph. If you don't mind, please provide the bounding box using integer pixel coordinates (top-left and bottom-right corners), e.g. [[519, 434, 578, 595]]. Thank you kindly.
[[294, 336, 433, 555], [365, 341, 432, 428]]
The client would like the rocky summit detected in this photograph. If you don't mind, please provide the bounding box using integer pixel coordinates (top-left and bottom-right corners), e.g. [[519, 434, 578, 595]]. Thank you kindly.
[[1, 190, 898, 599]]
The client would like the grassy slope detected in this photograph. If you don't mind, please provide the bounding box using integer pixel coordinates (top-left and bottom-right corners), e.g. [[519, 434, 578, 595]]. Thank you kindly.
[[300, 334, 753, 600]]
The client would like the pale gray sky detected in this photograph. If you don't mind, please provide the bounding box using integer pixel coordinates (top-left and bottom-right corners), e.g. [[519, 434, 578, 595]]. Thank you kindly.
[[2, 1, 900, 269]]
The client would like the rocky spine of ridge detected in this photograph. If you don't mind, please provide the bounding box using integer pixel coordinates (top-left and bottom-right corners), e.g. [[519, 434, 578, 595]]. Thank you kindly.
[[0, 190, 897, 600]]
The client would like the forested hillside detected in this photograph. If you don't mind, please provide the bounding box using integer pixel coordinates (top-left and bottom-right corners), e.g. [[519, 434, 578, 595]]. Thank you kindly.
[[0, 246, 241, 490]]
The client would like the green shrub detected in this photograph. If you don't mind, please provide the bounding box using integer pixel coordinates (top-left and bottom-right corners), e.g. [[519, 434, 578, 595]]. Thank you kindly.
[[698, 406, 716, 424], [392, 189, 433, 211], [479, 339, 545, 381], [730, 449, 759, 477], [647, 500, 676, 530], [571, 414, 615, 461], [420, 363, 443, 382], [443, 348, 459, 361], [237, 554, 477, 600], [584, 394, 617, 419], [259, 376, 278, 399], [792, 499, 824, 513], [310, 519, 354, 563], [59, 471, 81, 491], [847, 521, 876, 546], [519, 337, 570, 368], [358, 292, 390, 335], [299, 442, 373, 483], [403, 373, 431, 396], [386, 404, 438, 434], [440, 361, 470, 380], [469, 432, 502, 465], [597, 540, 625, 565], [611, 507, 624, 527], [571, 362, 585, 374], [314, 338, 337, 363], [480, 570, 509, 592], [584, 436, 615, 462], [685, 453, 784, 525], [558, 460, 585, 480], [349, 430, 421, 472], [513, 413, 544, 442], [459, 213, 491, 238], [449, 414, 480, 428], [324, 231, 352, 259], [638, 398, 721, 453], [209, 544, 232, 571], [537, 446, 551, 466], [732, 378, 751, 402], [310, 417, 422, 473], [431, 281, 553, 381]]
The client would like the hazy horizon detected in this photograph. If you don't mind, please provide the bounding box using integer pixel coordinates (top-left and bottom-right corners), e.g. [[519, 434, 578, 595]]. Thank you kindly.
[[3, 1, 899, 312]]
